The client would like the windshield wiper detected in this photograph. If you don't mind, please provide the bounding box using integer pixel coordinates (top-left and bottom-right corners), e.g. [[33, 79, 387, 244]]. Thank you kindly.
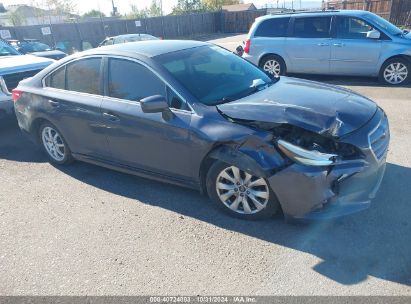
[[212, 79, 276, 106]]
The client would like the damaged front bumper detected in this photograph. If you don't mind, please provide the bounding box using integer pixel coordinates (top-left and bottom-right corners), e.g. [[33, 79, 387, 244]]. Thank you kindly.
[[269, 109, 389, 220], [269, 159, 386, 220]]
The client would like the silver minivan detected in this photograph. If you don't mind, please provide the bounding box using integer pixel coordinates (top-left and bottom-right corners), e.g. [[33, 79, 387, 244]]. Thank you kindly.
[[242, 10, 411, 85]]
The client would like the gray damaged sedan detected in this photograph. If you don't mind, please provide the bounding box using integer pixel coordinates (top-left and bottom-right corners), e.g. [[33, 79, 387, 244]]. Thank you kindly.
[[13, 40, 389, 220]]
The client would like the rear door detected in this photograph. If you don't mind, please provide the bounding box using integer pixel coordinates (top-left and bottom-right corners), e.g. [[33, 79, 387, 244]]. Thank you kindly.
[[330, 16, 382, 76], [42, 57, 109, 158], [285, 16, 332, 74]]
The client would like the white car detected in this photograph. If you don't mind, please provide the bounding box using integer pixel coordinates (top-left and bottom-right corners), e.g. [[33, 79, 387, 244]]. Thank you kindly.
[[0, 39, 54, 120]]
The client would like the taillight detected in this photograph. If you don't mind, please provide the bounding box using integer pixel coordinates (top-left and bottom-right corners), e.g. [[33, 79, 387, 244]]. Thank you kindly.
[[12, 89, 22, 103], [244, 39, 250, 54]]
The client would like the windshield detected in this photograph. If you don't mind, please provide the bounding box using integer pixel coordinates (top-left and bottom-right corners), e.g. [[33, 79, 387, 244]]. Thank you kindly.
[[155, 45, 272, 105], [0, 41, 20, 56], [363, 13, 402, 36], [21, 42, 52, 52]]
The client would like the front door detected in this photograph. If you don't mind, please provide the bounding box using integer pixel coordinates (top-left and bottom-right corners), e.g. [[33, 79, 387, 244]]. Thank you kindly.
[[330, 16, 382, 76], [101, 57, 194, 179]]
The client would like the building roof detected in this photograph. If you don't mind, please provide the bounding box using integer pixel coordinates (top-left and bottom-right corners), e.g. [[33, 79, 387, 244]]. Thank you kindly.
[[222, 3, 257, 12]]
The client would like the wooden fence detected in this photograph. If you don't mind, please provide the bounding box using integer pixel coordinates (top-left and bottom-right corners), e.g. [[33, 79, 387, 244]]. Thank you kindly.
[[2, 10, 268, 52], [325, 0, 411, 26]]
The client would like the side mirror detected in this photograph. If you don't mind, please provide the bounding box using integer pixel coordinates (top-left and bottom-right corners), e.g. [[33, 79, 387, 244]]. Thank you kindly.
[[140, 95, 169, 113], [235, 45, 244, 56], [367, 29, 381, 39]]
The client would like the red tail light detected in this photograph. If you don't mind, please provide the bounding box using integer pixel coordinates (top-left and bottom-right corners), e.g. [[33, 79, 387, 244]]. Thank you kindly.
[[12, 89, 22, 103], [244, 39, 250, 54]]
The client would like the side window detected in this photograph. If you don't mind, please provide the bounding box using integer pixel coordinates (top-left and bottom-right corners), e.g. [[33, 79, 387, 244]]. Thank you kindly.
[[45, 66, 65, 89], [166, 86, 189, 111], [336, 17, 374, 39], [105, 39, 114, 45], [108, 58, 165, 101], [254, 18, 290, 38], [293, 17, 331, 38], [66, 58, 101, 94]]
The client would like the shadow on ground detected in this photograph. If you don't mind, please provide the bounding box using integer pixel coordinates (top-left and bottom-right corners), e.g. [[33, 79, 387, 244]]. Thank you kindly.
[[1, 120, 410, 287]]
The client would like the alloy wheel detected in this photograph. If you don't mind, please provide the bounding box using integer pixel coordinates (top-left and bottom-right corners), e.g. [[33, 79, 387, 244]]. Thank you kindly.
[[263, 59, 281, 76], [41, 126, 66, 162], [215, 166, 269, 215], [383, 62, 408, 85]]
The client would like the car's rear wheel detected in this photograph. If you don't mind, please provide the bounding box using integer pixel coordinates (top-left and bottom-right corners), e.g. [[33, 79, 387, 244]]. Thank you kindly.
[[260, 55, 286, 77], [39, 122, 73, 165], [206, 161, 279, 220], [379, 58, 410, 86]]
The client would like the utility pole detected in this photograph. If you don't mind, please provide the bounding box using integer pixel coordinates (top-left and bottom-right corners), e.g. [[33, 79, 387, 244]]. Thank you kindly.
[[111, 0, 117, 16]]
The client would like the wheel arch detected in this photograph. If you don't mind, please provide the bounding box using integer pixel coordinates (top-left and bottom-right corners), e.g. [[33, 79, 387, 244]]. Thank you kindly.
[[30, 117, 50, 144], [258, 53, 286, 67], [198, 143, 287, 196], [378, 54, 411, 72]]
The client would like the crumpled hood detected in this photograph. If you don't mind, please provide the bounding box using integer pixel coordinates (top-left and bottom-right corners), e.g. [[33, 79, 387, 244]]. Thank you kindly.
[[0, 55, 54, 75], [217, 77, 377, 138]]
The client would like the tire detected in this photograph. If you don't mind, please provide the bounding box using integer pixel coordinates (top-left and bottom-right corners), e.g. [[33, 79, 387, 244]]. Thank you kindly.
[[379, 57, 410, 86], [206, 161, 280, 220], [39, 122, 73, 165], [259, 55, 286, 77]]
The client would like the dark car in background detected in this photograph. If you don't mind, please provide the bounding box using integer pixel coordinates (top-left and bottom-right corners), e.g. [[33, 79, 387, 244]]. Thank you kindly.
[[13, 40, 389, 221], [99, 34, 159, 47], [9, 39, 67, 60]]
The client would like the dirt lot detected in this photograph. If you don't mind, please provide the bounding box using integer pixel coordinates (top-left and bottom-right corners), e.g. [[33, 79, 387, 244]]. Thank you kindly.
[[0, 35, 410, 296]]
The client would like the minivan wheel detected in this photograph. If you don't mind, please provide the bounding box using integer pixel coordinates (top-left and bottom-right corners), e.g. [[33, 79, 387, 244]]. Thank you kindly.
[[260, 55, 286, 77], [39, 122, 73, 165], [206, 161, 279, 220], [379, 58, 410, 86]]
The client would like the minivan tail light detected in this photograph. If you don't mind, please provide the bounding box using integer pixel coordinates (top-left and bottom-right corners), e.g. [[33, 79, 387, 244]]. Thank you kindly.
[[12, 89, 23, 103], [244, 39, 250, 54]]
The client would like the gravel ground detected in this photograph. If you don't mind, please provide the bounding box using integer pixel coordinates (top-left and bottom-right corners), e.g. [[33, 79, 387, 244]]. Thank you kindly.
[[0, 35, 410, 295]]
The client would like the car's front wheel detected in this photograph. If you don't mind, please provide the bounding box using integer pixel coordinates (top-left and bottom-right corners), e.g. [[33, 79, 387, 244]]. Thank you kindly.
[[206, 161, 279, 220], [379, 58, 410, 86], [39, 122, 73, 165]]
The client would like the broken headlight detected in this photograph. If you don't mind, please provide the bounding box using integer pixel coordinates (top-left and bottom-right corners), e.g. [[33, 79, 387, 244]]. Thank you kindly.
[[277, 139, 338, 166]]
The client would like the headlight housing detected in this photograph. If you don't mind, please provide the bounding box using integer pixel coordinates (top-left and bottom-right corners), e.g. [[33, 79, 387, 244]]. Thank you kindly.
[[277, 139, 338, 166]]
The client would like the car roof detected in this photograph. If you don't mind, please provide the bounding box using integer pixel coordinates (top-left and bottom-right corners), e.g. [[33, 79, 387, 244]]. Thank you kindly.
[[90, 40, 208, 58], [113, 33, 156, 38], [256, 9, 372, 21]]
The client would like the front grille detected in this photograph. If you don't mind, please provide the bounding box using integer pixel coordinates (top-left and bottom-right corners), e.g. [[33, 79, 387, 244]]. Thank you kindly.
[[3, 69, 42, 91], [369, 114, 390, 161]]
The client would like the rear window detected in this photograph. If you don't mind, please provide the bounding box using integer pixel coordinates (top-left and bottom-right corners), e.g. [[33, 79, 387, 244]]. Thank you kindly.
[[292, 17, 331, 38], [45, 66, 65, 89], [254, 18, 290, 38], [66, 58, 101, 94]]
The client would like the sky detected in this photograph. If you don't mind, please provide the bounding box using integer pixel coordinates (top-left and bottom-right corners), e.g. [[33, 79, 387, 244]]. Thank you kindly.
[[2, 0, 323, 16]]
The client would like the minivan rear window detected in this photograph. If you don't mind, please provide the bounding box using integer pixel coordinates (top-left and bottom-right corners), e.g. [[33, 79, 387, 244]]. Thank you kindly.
[[254, 18, 290, 38]]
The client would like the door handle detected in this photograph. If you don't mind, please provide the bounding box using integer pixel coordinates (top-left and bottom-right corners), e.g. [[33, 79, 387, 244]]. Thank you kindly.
[[103, 112, 120, 122], [317, 43, 329, 46], [48, 100, 59, 107], [333, 43, 345, 47]]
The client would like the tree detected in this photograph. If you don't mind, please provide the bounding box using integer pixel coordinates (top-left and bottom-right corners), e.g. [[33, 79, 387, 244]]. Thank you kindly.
[[9, 10, 24, 26], [202, 0, 241, 11], [149, 0, 162, 17], [124, 4, 149, 19], [82, 9, 105, 18], [172, 0, 206, 15], [124, 0, 162, 19]]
